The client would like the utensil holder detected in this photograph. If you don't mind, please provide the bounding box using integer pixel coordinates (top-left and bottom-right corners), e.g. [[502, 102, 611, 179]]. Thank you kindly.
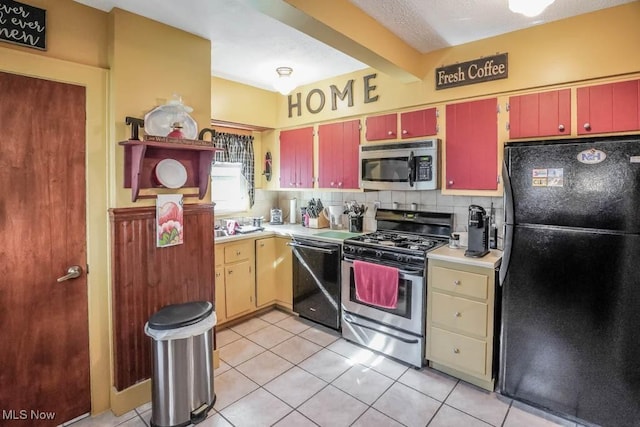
[[349, 216, 363, 233]]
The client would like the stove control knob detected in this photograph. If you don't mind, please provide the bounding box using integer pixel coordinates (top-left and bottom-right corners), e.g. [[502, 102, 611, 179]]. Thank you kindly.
[[375, 250, 383, 258], [357, 247, 364, 255], [396, 254, 405, 262]]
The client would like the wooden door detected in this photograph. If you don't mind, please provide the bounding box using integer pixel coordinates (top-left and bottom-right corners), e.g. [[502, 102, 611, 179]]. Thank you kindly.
[[225, 260, 254, 318], [295, 127, 314, 189], [318, 122, 340, 188], [365, 113, 397, 141], [400, 107, 438, 139], [0, 72, 90, 424], [445, 98, 498, 190], [577, 79, 640, 135], [279, 127, 313, 189], [279, 129, 297, 188], [255, 238, 277, 307], [341, 119, 361, 189], [509, 89, 570, 138]]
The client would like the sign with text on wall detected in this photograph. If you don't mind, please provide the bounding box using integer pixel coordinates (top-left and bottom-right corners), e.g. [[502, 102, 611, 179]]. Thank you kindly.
[[0, 0, 46, 50], [436, 53, 508, 90]]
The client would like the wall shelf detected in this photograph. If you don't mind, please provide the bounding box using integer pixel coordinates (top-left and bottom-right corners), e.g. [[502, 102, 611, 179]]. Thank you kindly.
[[120, 117, 220, 202]]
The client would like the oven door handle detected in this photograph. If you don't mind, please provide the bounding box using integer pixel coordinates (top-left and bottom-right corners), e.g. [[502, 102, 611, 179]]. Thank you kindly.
[[343, 314, 420, 344], [343, 257, 423, 276], [288, 242, 338, 254]]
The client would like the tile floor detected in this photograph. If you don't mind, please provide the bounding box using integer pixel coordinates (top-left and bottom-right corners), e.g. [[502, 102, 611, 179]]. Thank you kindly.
[[69, 309, 583, 427]]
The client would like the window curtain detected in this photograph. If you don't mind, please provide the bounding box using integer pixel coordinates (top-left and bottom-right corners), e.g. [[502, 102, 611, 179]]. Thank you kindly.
[[215, 133, 255, 207]]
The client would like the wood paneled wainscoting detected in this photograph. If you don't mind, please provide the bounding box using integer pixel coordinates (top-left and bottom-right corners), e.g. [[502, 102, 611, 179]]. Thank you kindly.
[[109, 204, 214, 391]]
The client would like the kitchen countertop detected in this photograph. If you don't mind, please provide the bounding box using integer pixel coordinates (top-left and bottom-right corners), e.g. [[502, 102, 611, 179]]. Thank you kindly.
[[214, 223, 367, 245], [427, 245, 502, 269]]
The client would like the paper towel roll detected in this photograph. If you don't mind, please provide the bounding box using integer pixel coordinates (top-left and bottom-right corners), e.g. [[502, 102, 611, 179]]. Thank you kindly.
[[289, 198, 297, 224]]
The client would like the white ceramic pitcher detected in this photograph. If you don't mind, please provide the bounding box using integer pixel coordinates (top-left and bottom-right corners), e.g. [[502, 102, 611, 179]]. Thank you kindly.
[[322, 205, 344, 230]]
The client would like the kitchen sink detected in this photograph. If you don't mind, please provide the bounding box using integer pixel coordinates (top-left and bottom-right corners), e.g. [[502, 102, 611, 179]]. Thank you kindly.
[[214, 229, 228, 237]]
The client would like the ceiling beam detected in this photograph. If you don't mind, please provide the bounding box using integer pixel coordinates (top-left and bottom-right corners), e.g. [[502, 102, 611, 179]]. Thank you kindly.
[[244, 0, 424, 83]]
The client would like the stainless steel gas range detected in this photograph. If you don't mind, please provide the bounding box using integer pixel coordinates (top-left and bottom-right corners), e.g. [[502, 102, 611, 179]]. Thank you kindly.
[[341, 208, 453, 367]]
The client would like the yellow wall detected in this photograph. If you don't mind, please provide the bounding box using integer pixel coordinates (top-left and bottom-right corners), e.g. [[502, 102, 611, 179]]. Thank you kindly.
[[273, 2, 640, 128], [2, 0, 215, 417], [211, 77, 278, 128], [0, 47, 111, 415], [110, 8, 212, 208], [0, 0, 108, 68]]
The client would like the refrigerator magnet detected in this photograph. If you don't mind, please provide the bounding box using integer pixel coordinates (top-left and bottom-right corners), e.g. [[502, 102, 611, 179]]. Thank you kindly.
[[547, 168, 564, 187], [532, 169, 548, 187]]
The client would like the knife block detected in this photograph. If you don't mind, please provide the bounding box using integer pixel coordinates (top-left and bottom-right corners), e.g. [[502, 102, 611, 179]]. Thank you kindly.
[[307, 215, 329, 229]]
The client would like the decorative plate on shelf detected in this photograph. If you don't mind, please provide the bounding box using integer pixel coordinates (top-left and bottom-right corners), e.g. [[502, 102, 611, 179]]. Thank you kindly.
[[155, 159, 188, 188]]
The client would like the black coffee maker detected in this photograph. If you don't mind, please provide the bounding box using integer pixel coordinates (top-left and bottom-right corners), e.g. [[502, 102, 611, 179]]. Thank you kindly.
[[465, 205, 490, 258]]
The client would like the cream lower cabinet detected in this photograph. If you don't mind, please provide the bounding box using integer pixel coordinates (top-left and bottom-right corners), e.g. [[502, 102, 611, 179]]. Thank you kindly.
[[214, 240, 256, 323], [256, 236, 292, 309], [224, 240, 255, 318], [214, 246, 226, 323], [426, 256, 498, 391]]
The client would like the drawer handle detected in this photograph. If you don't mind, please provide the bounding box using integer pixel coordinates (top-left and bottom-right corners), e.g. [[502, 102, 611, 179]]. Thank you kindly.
[[453, 348, 460, 354], [454, 312, 461, 317], [236, 250, 241, 256], [228, 270, 233, 275], [453, 280, 461, 286]]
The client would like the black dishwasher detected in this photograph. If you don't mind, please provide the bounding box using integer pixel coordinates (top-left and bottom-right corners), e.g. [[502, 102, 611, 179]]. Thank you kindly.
[[290, 237, 341, 330]]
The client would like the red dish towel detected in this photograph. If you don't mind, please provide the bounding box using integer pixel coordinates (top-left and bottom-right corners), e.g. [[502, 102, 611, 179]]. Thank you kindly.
[[354, 260, 399, 309]]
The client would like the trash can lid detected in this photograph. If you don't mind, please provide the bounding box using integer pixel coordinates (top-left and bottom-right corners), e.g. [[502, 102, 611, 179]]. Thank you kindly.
[[148, 301, 213, 330]]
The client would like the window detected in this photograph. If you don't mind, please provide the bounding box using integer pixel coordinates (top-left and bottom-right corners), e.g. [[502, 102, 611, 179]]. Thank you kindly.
[[211, 162, 249, 214]]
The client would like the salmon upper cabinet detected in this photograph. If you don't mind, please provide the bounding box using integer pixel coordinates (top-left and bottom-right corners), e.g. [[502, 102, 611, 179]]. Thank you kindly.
[[280, 127, 314, 189], [400, 107, 438, 139], [445, 98, 498, 191], [365, 113, 397, 141], [577, 79, 640, 135], [508, 89, 571, 139], [318, 119, 361, 189]]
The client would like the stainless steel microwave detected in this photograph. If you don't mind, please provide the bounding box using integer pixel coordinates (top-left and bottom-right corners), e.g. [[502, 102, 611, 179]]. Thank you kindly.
[[359, 139, 440, 191]]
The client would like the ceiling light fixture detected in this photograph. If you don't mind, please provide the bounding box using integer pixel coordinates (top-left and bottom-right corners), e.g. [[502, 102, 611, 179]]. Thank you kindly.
[[273, 67, 297, 95], [508, 0, 555, 17]]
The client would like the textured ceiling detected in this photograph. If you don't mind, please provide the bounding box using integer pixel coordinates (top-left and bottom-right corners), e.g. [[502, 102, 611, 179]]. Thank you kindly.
[[73, 0, 636, 92]]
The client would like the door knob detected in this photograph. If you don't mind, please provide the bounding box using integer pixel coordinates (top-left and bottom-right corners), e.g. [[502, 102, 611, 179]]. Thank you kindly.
[[57, 265, 82, 282]]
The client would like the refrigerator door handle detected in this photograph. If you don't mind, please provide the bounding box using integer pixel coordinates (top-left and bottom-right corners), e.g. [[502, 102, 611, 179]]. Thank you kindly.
[[499, 160, 514, 286]]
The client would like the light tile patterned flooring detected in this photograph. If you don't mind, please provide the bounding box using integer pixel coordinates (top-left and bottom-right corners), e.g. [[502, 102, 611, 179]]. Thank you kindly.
[[70, 309, 583, 427]]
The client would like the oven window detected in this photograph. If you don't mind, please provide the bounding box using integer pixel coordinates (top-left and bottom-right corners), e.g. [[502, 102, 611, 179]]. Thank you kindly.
[[348, 267, 412, 319], [362, 157, 409, 182]]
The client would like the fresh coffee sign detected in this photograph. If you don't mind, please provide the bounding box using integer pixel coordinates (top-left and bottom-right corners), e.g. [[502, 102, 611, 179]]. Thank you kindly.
[[0, 0, 46, 50], [436, 53, 508, 90]]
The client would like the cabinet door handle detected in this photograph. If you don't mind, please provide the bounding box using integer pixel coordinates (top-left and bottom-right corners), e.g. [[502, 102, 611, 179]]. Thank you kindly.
[[402, 129, 408, 135], [236, 250, 241, 256], [583, 122, 591, 130], [260, 243, 265, 247], [387, 130, 394, 136], [454, 311, 461, 317], [558, 124, 565, 132], [228, 270, 233, 275], [453, 348, 460, 354], [215, 272, 221, 278], [453, 280, 461, 286]]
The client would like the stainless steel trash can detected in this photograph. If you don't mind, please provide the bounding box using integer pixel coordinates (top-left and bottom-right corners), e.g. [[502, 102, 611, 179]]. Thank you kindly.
[[145, 301, 216, 427]]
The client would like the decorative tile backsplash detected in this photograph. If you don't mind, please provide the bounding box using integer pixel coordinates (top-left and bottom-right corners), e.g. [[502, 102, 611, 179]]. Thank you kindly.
[[228, 189, 504, 249]]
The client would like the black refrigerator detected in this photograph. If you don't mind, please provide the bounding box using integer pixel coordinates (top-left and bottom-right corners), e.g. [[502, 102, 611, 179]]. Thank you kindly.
[[499, 135, 640, 427]]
